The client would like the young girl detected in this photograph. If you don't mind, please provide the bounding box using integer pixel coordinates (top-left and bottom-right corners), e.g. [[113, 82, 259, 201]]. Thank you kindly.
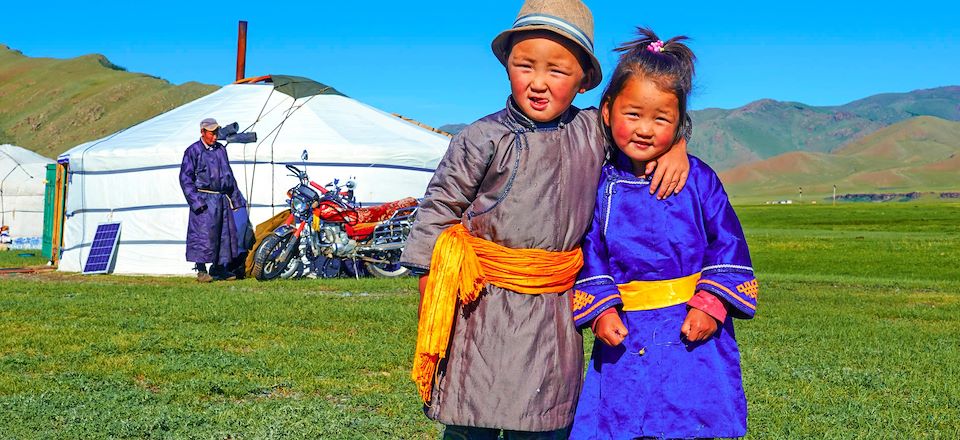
[[569, 28, 759, 439]]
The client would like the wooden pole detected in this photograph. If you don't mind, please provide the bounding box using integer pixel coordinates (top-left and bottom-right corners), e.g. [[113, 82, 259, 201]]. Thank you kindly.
[[51, 162, 68, 265], [236, 21, 248, 81]]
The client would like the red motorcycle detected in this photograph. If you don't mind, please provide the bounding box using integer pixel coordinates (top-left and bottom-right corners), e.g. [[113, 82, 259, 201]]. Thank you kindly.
[[251, 164, 418, 280]]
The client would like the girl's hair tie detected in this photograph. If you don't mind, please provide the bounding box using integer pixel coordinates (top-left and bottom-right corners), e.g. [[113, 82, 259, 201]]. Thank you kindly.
[[647, 40, 664, 53]]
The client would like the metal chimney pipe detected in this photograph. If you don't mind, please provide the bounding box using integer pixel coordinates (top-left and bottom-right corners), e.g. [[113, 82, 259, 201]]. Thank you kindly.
[[236, 20, 248, 81]]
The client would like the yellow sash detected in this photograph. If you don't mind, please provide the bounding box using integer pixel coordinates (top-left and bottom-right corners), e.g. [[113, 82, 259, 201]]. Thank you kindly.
[[412, 223, 583, 402], [618, 272, 701, 311]]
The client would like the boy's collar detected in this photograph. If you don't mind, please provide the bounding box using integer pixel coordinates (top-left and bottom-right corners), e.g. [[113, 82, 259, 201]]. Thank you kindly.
[[506, 97, 576, 130]]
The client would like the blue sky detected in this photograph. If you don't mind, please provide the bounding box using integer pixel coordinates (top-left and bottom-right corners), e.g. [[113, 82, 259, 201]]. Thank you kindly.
[[2, 1, 958, 128]]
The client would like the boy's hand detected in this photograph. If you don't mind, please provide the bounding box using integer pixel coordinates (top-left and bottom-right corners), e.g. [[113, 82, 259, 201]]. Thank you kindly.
[[594, 312, 628, 347], [644, 137, 690, 199], [681, 307, 718, 342]]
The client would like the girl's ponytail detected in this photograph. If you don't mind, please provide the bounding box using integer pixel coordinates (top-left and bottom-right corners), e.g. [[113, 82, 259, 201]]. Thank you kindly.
[[615, 27, 663, 59], [601, 27, 697, 145]]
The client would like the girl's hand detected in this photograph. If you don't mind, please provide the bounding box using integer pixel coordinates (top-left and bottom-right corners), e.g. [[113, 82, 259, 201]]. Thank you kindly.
[[681, 307, 718, 342], [594, 312, 628, 347], [643, 137, 690, 199]]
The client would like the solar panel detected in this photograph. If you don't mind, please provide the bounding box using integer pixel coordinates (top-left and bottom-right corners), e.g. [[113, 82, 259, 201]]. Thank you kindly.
[[82, 222, 122, 274]]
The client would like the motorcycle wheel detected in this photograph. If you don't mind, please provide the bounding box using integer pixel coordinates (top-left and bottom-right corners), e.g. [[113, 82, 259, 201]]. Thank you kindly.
[[252, 233, 296, 281], [280, 258, 303, 279], [364, 259, 410, 278]]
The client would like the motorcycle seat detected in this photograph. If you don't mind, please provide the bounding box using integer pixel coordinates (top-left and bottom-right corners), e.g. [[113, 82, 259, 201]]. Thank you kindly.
[[354, 197, 418, 223]]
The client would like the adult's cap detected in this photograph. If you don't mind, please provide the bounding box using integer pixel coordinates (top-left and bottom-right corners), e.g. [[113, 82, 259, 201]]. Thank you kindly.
[[491, 0, 602, 91], [200, 118, 220, 131]]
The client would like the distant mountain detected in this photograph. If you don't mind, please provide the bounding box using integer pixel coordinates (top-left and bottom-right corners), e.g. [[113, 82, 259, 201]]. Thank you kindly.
[[5, 40, 958, 182], [719, 116, 960, 199], [439, 86, 960, 171], [0, 44, 217, 158], [689, 86, 960, 170]]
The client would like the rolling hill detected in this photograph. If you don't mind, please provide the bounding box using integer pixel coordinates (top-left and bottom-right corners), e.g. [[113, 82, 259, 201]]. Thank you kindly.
[[1, 44, 957, 201], [719, 116, 960, 200], [689, 86, 960, 170], [0, 44, 217, 158], [438, 86, 960, 172]]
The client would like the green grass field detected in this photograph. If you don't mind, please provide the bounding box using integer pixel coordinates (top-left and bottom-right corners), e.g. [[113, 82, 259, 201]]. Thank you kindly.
[[1, 203, 958, 439], [0, 250, 47, 268]]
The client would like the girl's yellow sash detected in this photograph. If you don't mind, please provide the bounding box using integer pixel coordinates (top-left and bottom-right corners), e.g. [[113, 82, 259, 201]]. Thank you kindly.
[[618, 272, 701, 311], [412, 223, 583, 402]]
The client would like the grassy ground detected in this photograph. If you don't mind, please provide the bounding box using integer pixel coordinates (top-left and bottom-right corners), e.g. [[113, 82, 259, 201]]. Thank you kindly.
[[0, 249, 46, 268], [0, 276, 433, 439], [1, 203, 958, 439]]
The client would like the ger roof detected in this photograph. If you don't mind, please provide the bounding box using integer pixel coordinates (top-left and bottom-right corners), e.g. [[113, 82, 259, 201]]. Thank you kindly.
[[59, 75, 449, 173]]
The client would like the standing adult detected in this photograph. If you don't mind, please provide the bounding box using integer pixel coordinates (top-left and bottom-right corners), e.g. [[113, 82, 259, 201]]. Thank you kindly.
[[179, 118, 246, 282]]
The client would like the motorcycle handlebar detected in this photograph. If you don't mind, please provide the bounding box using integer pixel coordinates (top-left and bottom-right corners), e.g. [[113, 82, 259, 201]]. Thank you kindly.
[[285, 164, 310, 184], [309, 181, 328, 194], [284, 164, 355, 205]]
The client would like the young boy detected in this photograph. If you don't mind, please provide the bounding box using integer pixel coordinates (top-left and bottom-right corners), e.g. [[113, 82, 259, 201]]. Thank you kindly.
[[402, 0, 689, 437]]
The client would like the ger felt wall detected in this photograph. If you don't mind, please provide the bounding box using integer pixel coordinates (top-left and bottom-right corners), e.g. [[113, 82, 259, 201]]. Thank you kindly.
[[54, 83, 448, 275], [57, 159, 439, 275]]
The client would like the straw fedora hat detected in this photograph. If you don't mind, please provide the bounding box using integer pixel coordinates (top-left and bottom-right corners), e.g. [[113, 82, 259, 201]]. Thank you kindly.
[[491, 0, 602, 91]]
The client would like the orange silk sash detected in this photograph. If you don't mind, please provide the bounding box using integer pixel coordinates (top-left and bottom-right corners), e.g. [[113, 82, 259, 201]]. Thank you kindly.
[[412, 223, 584, 402]]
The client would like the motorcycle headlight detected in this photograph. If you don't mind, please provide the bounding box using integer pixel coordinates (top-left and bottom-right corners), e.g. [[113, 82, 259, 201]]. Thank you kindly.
[[292, 197, 308, 213]]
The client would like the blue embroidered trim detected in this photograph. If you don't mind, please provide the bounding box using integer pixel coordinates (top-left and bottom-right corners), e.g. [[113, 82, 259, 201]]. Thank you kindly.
[[702, 266, 754, 275], [513, 14, 595, 51], [575, 274, 616, 286]]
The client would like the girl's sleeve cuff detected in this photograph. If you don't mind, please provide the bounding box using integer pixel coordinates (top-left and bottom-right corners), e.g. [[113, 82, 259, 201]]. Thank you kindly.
[[687, 290, 728, 323]]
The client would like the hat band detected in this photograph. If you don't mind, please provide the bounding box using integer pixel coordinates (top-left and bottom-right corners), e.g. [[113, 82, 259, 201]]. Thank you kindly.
[[513, 13, 594, 53]]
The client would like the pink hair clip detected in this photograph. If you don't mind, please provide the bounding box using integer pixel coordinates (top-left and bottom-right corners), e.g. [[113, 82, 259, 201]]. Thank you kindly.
[[647, 40, 664, 53]]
